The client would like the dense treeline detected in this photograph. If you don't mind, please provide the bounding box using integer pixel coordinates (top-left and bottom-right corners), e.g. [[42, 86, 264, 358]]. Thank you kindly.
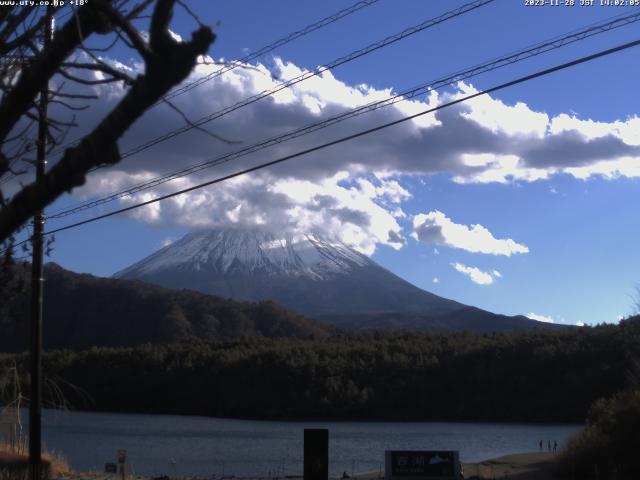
[[559, 389, 640, 480], [0, 263, 557, 350], [0, 263, 333, 352], [2, 316, 639, 422]]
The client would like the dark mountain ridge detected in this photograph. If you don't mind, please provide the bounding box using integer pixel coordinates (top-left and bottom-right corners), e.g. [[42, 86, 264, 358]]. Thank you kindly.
[[0, 262, 333, 352], [115, 229, 557, 332], [115, 229, 464, 317]]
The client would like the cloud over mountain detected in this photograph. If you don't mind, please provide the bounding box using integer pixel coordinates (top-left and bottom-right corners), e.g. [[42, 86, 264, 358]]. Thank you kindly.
[[527, 312, 555, 324], [52, 54, 639, 253]]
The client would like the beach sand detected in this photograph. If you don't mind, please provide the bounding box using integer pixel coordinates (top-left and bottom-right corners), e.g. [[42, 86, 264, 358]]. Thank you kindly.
[[355, 452, 559, 480], [462, 452, 558, 479], [1, 451, 559, 480]]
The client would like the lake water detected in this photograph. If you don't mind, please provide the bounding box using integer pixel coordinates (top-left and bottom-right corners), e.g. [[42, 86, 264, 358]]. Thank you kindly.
[[32, 409, 580, 477]]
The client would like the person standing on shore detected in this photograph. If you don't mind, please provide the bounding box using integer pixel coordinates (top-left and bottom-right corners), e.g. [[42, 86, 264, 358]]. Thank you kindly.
[[539, 440, 543, 452], [553, 440, 558, 453]]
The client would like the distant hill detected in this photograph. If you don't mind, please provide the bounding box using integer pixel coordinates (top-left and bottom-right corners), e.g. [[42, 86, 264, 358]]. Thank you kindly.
[[0, 263, 333, 352], [116, 228, 558, 332], [318, 306, 559, 334]]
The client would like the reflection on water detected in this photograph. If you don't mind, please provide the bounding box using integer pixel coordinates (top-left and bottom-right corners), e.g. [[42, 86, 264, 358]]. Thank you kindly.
[[33, 409, 580, 477]]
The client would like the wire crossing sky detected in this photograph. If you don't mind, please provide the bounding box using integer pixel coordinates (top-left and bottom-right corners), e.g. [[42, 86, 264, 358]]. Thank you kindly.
[[45, 9, 640, 220], [12, 0, 640, 327], [27, 36, 636, 240], [162, 0, 382, 102], [45, 0, 382, 160], [115, 0, 495, 161]]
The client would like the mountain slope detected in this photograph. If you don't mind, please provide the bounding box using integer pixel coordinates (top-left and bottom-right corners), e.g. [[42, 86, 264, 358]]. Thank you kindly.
[[115, 230, 464, 317], [0, 263, 333, 352], [115, 229, 552, 332]]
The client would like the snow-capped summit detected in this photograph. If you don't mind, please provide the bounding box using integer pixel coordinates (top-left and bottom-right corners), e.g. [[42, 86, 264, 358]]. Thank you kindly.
[[115, 228, 544, 332], [115, 229, 373, 281], [115, 228, 465, 318]]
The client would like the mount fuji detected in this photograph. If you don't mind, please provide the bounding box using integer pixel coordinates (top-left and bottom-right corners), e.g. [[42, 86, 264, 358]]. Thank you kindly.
[[114, 229, 547, 332]]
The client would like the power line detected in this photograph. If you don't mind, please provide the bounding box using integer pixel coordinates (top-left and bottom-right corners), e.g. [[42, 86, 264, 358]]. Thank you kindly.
[[46, 9, 640, 220], [164, 0, 381, 102], [41, 0, 494, 187], [45, 0, 382, 159], [114, 0, 496, 160], [35, 37, 640, 241]]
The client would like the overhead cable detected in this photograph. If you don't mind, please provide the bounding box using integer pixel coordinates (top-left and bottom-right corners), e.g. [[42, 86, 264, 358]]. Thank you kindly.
[[46, 9, 640, 220], [36, 37, 640, 241]]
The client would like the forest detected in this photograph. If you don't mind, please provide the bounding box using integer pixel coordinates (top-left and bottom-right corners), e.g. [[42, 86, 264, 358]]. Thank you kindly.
[[0, 263, 334, 352], [2, 315, 638, 423]]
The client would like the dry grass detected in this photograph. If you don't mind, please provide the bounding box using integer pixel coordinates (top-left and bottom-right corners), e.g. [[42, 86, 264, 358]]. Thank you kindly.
[[0, 442, 72, 479]]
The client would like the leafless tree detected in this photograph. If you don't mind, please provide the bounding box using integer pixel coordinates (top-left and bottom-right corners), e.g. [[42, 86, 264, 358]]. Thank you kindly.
[[0, 0, 215, 245]]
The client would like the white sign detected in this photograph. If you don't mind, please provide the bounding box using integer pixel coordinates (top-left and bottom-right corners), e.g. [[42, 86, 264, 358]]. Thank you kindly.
[[385, 451, 461, 480]]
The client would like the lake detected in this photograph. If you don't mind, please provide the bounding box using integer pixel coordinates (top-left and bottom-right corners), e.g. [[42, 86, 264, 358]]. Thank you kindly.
[[31, 409, 580, 477]]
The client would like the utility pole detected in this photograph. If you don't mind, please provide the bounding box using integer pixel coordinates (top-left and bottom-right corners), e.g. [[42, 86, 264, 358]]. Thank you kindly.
[[29, 9, 54, 480]]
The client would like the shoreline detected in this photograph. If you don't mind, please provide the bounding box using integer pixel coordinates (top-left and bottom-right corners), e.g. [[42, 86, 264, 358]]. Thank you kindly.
[[34, 407, 585, 425], [54, 453, 559, 480], [354, 452, 559, 480]]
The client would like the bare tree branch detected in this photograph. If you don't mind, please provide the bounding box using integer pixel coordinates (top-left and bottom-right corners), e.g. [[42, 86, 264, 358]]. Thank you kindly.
[[161, 96, 240, 145], [98, 2, 152, 61], [0, 14, 46, 56], [124, 0, 155, 20], [177, 0, 205, 28], [0, 7, 34, 47], [0, 0, 215, 241], [58, 67, 126, 86], [49, 99, 90, 111], [50, 91, 99, 100], [61, 60, 134, 84], [0, 2, 112, 144]]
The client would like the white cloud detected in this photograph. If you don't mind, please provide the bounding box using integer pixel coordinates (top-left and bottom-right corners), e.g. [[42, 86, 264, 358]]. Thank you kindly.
[[492, 270, 502, 278], [161, 237, 175, 247], [527, 312, 555, 323], [448, 83, 640, 183], [452, 262, 495, 285], [69, 55, 639, 187], [168, 30, 183, 42], [432, 277, 440, 284], [412, 210, 528, 256], [45, 54, 638, 255], [576, 321, 585, 327], [453, 154, 554, 184], [98, 171, 406, 255], [564, 156, 640, 180], [455, 82, 549, 138], [549, 114, 640, 145]]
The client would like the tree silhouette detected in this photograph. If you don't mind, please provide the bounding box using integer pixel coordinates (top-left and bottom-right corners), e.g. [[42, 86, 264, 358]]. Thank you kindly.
[[0, 0, 215, 244]]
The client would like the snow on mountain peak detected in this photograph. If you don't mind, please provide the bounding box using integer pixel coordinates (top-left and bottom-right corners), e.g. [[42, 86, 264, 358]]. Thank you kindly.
[[115, 229, 374, 280]]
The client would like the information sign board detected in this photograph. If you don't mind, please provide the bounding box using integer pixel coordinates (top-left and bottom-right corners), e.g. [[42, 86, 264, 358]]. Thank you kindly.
[[385, 451, 461, 480]]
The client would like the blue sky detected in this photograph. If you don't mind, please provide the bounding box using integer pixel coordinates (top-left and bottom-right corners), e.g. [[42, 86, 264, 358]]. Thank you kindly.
[[24, 0, 640, 326]]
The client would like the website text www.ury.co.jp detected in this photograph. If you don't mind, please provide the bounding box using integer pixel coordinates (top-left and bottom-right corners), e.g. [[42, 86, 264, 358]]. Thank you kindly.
[[0, 1, 87, 7]]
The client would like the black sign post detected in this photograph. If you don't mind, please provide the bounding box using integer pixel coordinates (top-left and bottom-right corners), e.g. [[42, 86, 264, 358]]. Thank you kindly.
[[304, 428, 328, 480]]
